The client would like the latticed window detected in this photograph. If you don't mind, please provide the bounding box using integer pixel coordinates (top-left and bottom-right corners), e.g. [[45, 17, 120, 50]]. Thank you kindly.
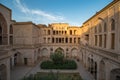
[[62, 31, 64, 34], [53, 30, 55, 35], [56, 31, 58, 35], [99, 24, 102, 33], [62, 38, 64, 43], [65, 31, 67, 34], [0, 22, 2, 45], [50, 48, 53, 51], [104, 22, 107, 32], [74, 30, 76, 35], [48, 38, 50, 43], [66, 37, 68, 43], [95, 35, 97, 46], [10, 24, 13, 34], [111, 33, 115, 49], [70, 30, 72, 35], [44, 30, 46, 35], [99, 35, 102, 47], [94, 27, 97, 33], [104, 34, 107, 48], [85, 34, 89, 41], [78, 38, 80, 43], [70, 38, 72, 43], [48, 30, 50, 35], [44, 37, 46, 43], [52, 37, 54, 43], [74, 38, 76, 43], [0, 25, 2, 34], [10, 36, 13, 45], [59, 38, 61, 43], [111, 19, 115, 31], [66, 48, 68, 51], [56, 38, 58, 43]]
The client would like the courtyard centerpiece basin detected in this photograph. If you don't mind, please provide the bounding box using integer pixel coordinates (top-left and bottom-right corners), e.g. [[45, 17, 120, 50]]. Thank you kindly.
[[21, 72, 83, 80]]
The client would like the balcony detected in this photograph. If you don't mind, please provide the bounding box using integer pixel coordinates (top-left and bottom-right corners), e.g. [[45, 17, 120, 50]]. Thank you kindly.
[[0, 45, 12, 51], [80, 44, 120, 63]]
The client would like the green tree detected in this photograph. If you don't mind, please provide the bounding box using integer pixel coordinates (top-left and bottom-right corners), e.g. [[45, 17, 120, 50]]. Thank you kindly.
[[50, 50, 64, 65]]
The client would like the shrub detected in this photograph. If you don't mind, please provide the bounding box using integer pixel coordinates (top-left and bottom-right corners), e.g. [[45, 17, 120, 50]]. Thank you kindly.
[[63, 60, 77, 69], [40, 48, 77, 69], [40, 60, 54, 69], [40, 60, 77, 69]]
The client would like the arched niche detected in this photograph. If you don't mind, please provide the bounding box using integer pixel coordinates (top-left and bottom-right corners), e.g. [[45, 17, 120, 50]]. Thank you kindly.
[[0, 12, 8, 45]]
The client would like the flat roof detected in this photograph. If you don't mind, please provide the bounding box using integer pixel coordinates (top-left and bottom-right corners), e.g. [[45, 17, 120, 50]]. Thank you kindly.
[[83, 0, 119, 24]]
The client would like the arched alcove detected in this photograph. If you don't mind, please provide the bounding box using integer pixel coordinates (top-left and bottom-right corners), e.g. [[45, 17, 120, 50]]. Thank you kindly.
[[10, 24, 13, 34], [41, 48, 49, 57], [55, 47, 64, 54], [99, 60, 106, 80], [111, 18, 115, 31], [0, 22, 2, 45], [0, 64, 7, 80], [110, 69, 120, 80], [0, 12, 8, 45], [14, 52, 21, 65], [71, 48, 78, 58]]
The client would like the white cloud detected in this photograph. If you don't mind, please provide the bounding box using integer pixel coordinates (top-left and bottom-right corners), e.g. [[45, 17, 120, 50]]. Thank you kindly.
[[15, 0, 30, 14], [14, 0, 65, 24], [14, 0, 80, 26], [31, 10, 64, 21]]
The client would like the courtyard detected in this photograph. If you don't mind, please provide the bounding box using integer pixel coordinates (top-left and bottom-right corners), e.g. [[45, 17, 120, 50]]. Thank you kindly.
[[11, 60, 94, 80], [0, 0, 120, 80]]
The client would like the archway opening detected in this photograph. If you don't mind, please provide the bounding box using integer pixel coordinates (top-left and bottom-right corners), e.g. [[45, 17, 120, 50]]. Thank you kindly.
[[0, 13, 8, 45], [41, 48, 49, 57], [71, 48, 78, 58], [14, 52, 21, 66], [0, 25, 2, 34], [0, 25, 2, 45], [88, 58, 97, 80], [10, 24, 13, 34], [110, 69, 120, 80], [99, 60, 105, 80], [55, 47, 64, 54], [0, 64, 7, 80]]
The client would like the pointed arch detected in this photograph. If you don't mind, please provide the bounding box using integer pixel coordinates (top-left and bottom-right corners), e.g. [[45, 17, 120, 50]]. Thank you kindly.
[[0, 12, 8, 45], [41, 48, 49, 57], [0, 24, 2, 34], [71, 48, 78, 57], [111, 18, 115, 31], [10, 24, 13, 34], [55, 47, 64, 54], [99, 24, 102, 33], [110, 68, 120, 80], [99, 60, 106, 80], [0, 64, 7, 80], [0, 24, 2, 44], [14, 52, 21, 65]]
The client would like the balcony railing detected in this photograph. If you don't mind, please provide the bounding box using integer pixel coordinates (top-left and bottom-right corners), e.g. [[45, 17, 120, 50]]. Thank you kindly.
[[13, 44, 40, 49], [79, 43, 120, 63], [41, 43, 79, 46], [0, 45, 12, 50]]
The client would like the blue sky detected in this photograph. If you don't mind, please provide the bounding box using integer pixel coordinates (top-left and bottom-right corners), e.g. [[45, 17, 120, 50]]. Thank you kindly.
[[0, 0, 113, 26]]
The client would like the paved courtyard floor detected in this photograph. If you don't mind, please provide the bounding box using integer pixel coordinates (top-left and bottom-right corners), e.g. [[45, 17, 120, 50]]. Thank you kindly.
[[11, 60, 94, 80]]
